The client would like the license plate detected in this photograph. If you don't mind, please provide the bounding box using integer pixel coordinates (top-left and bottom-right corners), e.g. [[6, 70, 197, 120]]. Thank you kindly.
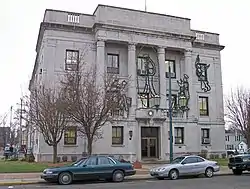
[[232, 167, 236, 169]]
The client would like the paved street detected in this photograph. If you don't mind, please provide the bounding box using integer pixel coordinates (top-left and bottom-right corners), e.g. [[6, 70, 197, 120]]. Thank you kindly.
[[2, 175, 250, 189]]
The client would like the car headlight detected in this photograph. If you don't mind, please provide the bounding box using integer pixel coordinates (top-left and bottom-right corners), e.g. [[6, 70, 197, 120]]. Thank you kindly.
[[45, 170, 53, 174], [243, 158, 248, 162]]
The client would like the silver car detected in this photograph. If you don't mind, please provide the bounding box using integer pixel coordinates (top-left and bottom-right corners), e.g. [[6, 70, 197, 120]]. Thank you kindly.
[[150, 155, 220, 180]]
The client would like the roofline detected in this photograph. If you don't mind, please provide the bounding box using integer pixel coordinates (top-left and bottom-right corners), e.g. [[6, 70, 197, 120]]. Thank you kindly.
[[44, 9, 93, 20], [191, 29, 220, 36], [93, 4, 191, 21]]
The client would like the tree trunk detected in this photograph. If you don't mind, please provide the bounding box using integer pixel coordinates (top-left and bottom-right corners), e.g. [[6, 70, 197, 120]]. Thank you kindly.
[[52, 144, 58, 163], [87, 138, 93, 155]]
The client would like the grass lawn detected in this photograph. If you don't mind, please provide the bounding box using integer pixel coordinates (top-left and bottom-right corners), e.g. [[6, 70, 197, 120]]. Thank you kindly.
[[0, 160, 70, 173]]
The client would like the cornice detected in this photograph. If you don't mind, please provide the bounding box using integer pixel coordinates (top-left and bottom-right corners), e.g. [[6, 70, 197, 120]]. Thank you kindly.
[[192, 41, 225, 51], [94, 23, 196, 43]]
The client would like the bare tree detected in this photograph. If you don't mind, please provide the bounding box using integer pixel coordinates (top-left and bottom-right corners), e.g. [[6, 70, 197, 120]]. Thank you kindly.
[[226, 87, 250, 147], [61, 65, 129, 155], [29, 87, 70, 163]]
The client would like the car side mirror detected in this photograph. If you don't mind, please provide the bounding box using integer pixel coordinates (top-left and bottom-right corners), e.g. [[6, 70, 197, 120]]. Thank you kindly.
[[181, 162, 186, 165], [82, 164, 87, 167]]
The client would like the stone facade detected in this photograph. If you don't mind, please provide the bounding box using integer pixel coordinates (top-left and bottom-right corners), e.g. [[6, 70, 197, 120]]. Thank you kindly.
[[28, 5, 225, 162]]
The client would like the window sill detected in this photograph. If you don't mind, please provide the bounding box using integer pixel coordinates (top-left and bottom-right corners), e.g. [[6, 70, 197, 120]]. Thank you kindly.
[[201, 144, 211, 146], [174, 144, 186, 146], [63, 145, 78, 147], [111, 144, 125, 147]]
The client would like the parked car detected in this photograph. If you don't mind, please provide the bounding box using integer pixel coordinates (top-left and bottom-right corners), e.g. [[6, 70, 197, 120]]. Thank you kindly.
[[228, 154, 250, 175], [41, 155, 136, 185], [150, 155, 220, 180]]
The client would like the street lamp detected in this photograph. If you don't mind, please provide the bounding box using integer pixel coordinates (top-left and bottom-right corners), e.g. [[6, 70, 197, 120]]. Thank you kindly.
[[168, 64, 173, 163], [154, 95, 160, 111], [179, 96, 187, 110]]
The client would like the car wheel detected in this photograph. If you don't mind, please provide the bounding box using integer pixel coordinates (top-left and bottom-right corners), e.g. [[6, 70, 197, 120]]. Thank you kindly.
[[205, 167, 214, 178], [233, 169, 243, 175], [112, 170, 124, 182], [58, 172, 73, 185], [169, 169, 179, 180]]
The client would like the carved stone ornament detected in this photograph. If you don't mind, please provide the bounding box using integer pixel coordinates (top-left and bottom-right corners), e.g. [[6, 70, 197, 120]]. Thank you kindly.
[[195, 55, 211, 92]]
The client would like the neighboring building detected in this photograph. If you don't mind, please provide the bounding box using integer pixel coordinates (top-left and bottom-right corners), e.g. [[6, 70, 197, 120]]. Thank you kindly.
[[225, 129, 248, 153], [0, 127, 11, 149], [29, 4, 225, 162]]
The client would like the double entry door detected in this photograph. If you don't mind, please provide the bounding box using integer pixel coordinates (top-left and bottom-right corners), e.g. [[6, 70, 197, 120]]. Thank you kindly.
[[141, 137, 158, 158]]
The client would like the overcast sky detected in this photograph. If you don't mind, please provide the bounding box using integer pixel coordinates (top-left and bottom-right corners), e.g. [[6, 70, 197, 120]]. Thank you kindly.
[[0, 0, 249, 117]]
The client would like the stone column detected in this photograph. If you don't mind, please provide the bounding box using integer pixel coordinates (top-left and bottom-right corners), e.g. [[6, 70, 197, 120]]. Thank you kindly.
[[184, 49, 196, 118], [96, 39, 105, 86], [128, 43, 137, 118], [158, 47, 167, 109]]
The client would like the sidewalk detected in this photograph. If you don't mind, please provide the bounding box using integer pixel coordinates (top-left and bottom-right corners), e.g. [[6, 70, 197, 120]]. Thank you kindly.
[[0, 166, 232, 186]]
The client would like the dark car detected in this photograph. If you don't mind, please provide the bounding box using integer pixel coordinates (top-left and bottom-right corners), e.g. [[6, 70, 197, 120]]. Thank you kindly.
[[228, 154, 250, 175], [41, 155, 136, 185]]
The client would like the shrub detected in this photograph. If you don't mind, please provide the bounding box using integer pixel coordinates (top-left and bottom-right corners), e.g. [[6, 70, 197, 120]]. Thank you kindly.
[[8, 157, 18, 161], [26, 153, 35, 162], [214, 154, 219, 159], [209, 154, 215, 159], [20, 157, 26, 161], [62, 155, 68, 162], [56, 157, 61, 163], [199, 150, 208, 159], [221, 153, 226, 159], [71, 156, 77, 162]]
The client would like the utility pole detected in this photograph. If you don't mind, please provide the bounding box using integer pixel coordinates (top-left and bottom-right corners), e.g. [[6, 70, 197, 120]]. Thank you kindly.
[[8, 106, 13, 146], [168, 64, 173, 163], [145, 0, 147, 11]]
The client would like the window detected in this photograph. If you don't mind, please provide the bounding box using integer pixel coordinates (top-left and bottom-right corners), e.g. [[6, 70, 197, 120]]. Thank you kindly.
[[64, 126, 77, 145], [226, 145, 234, 150], [112, 126, 124, 145], [138, 93, 149, 108], [225, 135, 230, 141], [165, 60, 176, 78], [107, 54, 119, 74], [65, 50, 79, 71], [182, 157, 198, 164], [197, 157, 205, 162], [137, 57, 147, 75], [199, 96, 209, 116], [85, 157, 97, 165], [201, 128, 210, 144], [235, 135, 241, 141], [174, 127, 184, 144], [97, 157, 114, 165]]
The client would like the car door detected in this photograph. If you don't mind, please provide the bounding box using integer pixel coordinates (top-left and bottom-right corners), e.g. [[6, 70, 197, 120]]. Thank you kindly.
[[195, 157, 207, 174], [74, 156, 98, 181], [94, 157, 115, 179], [178, 157, 198, 175]]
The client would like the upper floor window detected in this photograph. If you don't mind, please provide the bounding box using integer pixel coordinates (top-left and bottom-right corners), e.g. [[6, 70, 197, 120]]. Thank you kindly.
[[64, 126, 77, 145], [174, 127, 184, 144], [225, 135, 230, 141], [235, 135, 241, 141], [137, 93, 157, 108], [199, 96, 209, 116], [112, 126, 124, 145], [107, 54, 119, 74], [201, 128, 210, 144], [165, 60, 176, 78], [65, 50, 79, 71]]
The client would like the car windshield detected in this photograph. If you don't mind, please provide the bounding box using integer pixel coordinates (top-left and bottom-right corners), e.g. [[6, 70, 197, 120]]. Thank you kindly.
[[171, 156, 185, 164]]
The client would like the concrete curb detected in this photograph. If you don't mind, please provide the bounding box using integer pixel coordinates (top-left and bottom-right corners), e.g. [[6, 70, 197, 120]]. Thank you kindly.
[[0, 173, 233, 186]]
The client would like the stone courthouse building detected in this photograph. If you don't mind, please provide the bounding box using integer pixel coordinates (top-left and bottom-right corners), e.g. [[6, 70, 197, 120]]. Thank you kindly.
[[29, 4, 225, 162]]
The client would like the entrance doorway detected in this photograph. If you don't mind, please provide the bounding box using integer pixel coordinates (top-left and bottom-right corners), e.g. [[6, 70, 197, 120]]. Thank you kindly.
[[141, 127, 159, 159]]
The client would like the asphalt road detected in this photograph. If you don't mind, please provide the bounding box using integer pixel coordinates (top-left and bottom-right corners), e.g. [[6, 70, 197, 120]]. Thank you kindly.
[[2, 175, 250, 189]]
